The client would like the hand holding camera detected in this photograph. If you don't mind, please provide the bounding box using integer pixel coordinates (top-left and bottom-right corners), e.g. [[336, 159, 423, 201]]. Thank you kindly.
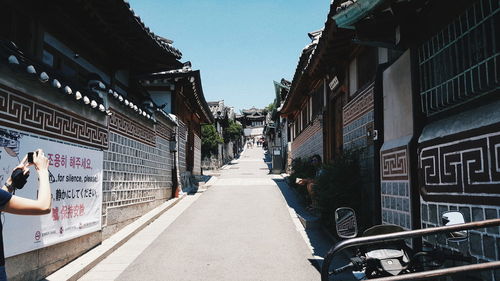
[[6, 149, 49, 192]]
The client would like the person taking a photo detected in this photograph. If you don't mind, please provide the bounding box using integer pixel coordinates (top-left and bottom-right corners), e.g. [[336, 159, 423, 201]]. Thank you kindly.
[[0, 149, 51, 280]]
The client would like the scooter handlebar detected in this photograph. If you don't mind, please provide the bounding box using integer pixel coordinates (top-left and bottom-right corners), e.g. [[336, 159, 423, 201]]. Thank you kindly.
[[332, 262, 355, 274]]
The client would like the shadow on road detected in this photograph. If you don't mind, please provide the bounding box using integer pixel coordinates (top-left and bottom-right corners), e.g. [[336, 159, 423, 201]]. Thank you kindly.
[[272, 178, 357, 280]]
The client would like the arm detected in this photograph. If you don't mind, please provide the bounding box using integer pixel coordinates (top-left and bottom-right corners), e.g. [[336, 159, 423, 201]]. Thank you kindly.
[[2, 149, 52, 215]]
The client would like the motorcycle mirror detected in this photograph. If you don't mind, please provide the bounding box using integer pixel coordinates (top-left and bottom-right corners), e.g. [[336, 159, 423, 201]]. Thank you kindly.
[[441, 211, 468, 242], [335, 207, 358, 238]]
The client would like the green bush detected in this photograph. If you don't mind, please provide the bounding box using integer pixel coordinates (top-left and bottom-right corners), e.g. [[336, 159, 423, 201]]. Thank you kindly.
[[288, 157, 318, 203], [223, 120, 243, 143], [315, 151, 363, 231], [201, 124, 223, 158], [288, 157, 317, 187]]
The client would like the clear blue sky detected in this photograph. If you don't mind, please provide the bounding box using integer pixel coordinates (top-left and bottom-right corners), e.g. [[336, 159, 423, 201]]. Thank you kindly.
[[128, 1, 330, 112]]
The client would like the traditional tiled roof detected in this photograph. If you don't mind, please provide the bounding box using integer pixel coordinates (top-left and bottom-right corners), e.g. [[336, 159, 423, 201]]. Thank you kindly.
[[139, 68, 214, 124], [121, 0, 182, 59], [0, 40, 160, 122], [15, 0, 183, 71], [280, 1, 355, 115]]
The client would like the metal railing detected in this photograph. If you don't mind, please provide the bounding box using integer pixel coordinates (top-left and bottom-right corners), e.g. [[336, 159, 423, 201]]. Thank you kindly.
[[322, 218, 500, 281]]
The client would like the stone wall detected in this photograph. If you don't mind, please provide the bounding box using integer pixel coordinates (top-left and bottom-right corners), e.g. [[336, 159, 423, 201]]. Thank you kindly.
[[102, 129, 173, 238], [0, 67, 175, 280], [421, 202, 500, 281], [418, 109, 500, 281]]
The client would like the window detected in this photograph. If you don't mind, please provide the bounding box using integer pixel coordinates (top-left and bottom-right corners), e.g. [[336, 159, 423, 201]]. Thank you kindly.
[[295, 116, 299, 136], [312, 84, 324, 117], [418, 2, 498, 116], [357, 47, 378, 89], [309, 96, 313, 121], [301, 107, 307, 130]]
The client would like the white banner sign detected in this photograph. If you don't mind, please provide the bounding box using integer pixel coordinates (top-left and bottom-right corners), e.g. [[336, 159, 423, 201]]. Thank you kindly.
[[0, 128, 102, 257]]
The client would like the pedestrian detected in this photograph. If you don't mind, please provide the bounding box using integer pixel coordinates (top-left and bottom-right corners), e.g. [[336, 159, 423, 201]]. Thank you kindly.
[[296, 154, 323, 212], [0, 149, 51, 280]]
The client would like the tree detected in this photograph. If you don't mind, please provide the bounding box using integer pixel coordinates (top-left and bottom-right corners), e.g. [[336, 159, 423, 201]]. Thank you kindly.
[[263, 102, 276, 115], [223, 120, 243, 143], [201, 124, 223, 158]]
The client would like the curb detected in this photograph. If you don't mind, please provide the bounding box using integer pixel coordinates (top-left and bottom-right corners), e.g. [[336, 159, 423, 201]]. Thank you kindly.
[[277, 174, 355, 265], [46, 195, 186, 281]]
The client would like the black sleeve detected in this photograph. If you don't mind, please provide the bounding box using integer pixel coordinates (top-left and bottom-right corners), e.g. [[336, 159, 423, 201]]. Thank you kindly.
[[0, 189, 12, 209]]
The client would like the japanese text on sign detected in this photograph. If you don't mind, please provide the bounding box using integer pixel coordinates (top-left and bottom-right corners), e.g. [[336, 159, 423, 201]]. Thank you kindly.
[[51, 204, 85, 221]]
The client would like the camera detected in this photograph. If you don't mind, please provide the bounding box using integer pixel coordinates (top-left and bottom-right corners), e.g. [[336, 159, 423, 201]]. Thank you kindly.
[[27, 151, 34, 163]]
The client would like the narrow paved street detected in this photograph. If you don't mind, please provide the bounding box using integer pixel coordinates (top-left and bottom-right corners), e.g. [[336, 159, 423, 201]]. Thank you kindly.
[[79, 147, 323, 281]]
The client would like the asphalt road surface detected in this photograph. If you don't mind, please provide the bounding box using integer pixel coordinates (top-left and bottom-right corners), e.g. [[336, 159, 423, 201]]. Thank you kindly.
[[79, 147, 357, 281]]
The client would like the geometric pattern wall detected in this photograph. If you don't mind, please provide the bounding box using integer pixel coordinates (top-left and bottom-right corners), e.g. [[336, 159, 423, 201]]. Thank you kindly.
[[419, 125, 500, 205], [0, 84, 108, 149], [381, 145, 412, 230]]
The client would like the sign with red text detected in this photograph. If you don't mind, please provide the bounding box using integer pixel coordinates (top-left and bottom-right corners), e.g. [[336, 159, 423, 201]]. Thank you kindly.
[[0, 127, 102, 257]]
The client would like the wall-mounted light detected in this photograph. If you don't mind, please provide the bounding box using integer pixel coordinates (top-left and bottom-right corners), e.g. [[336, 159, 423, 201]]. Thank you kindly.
[[83, 96, 90, 104], [75, 91, 82, 100]]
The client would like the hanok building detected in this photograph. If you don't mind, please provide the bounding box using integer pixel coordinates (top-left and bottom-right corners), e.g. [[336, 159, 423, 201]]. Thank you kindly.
[[0, 1, 212, 280], [265, 79, 291, 173], [237, 107, 266, 140], [280, 29, 328, 163], [139, 66, 214, 187], [294, 0, 499, 279]]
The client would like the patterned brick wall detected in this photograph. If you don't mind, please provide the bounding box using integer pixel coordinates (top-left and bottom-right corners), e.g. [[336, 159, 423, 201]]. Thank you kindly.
[[419, 122, 500, 281], [291, 116, 323, 160], [380, 145, 412, 230], [0, 83, 108, 149], [344, 84, 378, 227], [343, 85, 374, 150], [421, 202, 500, 281]]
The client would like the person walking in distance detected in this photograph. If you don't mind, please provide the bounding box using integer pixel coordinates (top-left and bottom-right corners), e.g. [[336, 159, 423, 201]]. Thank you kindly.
[[0, 149, 51, 280]]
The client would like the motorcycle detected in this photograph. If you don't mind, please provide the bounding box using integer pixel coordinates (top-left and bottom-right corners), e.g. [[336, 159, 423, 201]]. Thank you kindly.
[[321, 207, 500, 281]]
